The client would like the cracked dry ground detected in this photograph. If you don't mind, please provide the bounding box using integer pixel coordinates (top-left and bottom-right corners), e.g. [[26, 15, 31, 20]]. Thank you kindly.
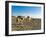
[[12, 17, 41, 31]]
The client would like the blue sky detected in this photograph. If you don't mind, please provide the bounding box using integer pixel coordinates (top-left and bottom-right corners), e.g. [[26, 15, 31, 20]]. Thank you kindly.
[[12, 6, 41, 18]]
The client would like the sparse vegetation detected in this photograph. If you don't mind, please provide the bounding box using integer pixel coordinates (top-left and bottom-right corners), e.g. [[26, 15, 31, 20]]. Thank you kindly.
[[12, 16, 41, 31]]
